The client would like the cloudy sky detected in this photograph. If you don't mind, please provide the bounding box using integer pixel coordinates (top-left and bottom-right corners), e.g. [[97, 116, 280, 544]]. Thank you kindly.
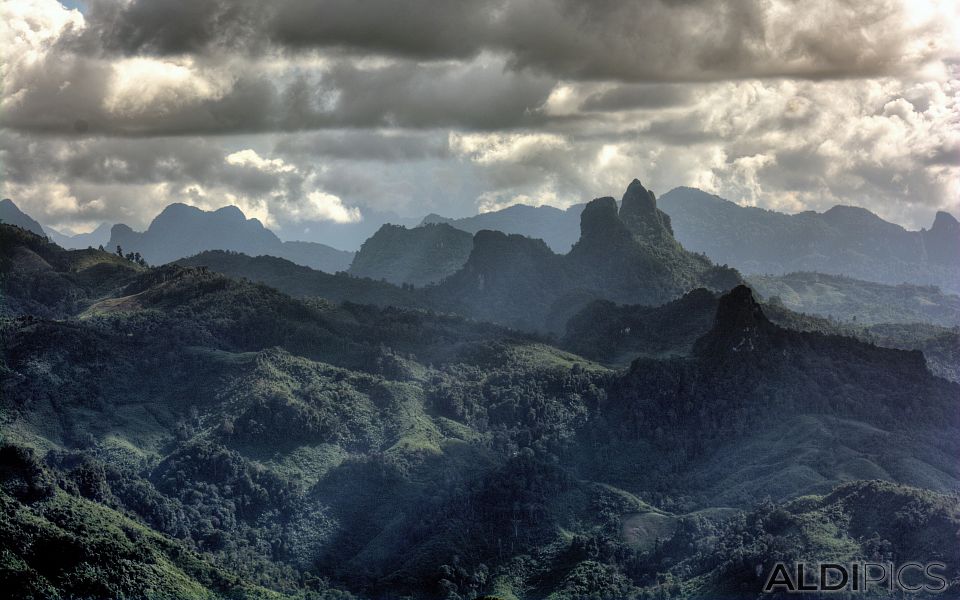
[[2, 0, 958, 243]]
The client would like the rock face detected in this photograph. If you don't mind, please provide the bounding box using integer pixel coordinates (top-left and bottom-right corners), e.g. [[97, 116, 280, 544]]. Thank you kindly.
[[107, 203, 354, 272], [694, 284, 773, 358], [348, 222, 474, 287], [432, 180, 741, 331], [925, 211, 960, 265], [659, 186, 960, 293], [619, 178, 674, 241]]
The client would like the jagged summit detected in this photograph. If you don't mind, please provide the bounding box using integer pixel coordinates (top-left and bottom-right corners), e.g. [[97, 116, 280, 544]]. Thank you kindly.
[[713, 284, 769, 330], [619, 179, 674, 240], [431, 178, 741, 331], [931, 210, 959, 233], [694, 285, 773, 357], [577, 196, 625, 245]]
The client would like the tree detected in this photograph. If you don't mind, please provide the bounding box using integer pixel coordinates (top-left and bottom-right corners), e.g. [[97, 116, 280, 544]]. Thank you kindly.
[[116, 245, 123, 257]]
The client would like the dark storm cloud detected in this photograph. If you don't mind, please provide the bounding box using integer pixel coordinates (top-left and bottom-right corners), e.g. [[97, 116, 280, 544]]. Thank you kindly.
[[79, 0, 931, 81], [2, 0, 956, 233], [275, 131, 450, 162], [1, 54, 555, 136], [270, 0, 494, 59], [318, 60, 555, 130], [81, 0, 267, 55]]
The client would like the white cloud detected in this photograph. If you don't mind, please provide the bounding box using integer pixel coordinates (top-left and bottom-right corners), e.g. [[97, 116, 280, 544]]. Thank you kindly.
[[450, 132, 569, 164], [104, 57, 230, 118], [225, 149, 297, 173], [302, 191, 362, 223]]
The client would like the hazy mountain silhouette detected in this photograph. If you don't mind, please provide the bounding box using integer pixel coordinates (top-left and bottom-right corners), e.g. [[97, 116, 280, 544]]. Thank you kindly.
[[0, 199, 46, 237], [279, 208, 422, 251], [748, 271, 960, 327], [659, 186, 960, 293], [422, 202, 584, 253], [106, 203, 354, 272], [425, 187, 960, 294], [44, 222, 112, 250]]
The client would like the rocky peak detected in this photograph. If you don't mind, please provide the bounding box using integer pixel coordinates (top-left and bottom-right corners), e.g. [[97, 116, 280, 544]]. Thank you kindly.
[[694, 285, 772, 357], [930, 210, 959, 235], [713, 285, 769, 331], [579, 197, 621, 240], [618, 179, 674, 239]]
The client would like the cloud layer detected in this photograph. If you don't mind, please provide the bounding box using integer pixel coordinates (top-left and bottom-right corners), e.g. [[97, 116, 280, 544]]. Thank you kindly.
[[1, 0, 958, 237]]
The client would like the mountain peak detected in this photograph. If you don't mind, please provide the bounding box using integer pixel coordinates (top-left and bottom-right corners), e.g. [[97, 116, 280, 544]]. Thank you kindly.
[[214, 204, 248, 221], [821, 205, 893, 230], [618, 179, 674, 239], [421, 213, 454, 225], [620, 179, 657, 213], [579, 196, 621, 240], [714, 284, 769, 329], [931, 210, 959, 233], [694, 285, 772, 357], [0, 198, 46, 236]]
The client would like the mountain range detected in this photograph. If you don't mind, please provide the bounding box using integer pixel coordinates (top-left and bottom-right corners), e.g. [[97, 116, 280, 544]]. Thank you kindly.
[[658, 187, 960, 293], [6, 180, 958, 295], [44, 222, 113, 250], [427, 180, 741, 331], [107, 202, 354, 272], [420, 188, 960, 294], [2, 220, 958, 598]]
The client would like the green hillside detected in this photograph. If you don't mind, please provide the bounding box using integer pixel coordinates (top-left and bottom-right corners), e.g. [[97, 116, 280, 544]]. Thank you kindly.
[[2, 225, 958, 599], [349, 223, 474, 287]]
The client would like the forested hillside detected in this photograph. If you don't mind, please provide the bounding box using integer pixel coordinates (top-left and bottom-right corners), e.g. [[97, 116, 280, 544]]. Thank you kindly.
[[2, 224, 958, 599], [349, 223, 473, 287]]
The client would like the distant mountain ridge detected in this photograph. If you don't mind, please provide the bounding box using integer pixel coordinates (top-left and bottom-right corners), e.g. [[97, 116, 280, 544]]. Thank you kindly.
[[748, 271, 960, 327], [422, 202, 584, 252], [44, 222, 112, 250], [0, 199, 46, 237], [107, 203, 354, 272], [424, 188, 960, 294], [429, 179, 741, 331], [659, 186, 960, 293]]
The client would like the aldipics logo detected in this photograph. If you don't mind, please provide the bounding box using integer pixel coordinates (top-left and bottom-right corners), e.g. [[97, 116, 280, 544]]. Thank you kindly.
[[763, 562, 948, 594]]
